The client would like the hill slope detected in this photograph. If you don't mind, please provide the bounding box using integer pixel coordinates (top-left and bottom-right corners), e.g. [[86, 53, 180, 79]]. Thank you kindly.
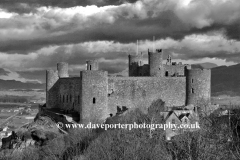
[[211, 64, 240, 96], [0, 79, 45, 90]]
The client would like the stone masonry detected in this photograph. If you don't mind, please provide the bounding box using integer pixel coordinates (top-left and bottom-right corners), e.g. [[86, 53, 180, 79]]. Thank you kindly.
[[46, 49, 211, 123]]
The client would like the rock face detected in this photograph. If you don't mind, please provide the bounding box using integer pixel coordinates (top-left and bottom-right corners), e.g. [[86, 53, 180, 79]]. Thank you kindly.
[[1, 131, 18, 149], [14, 139, 36, 151], [1, 115, 60, 153]]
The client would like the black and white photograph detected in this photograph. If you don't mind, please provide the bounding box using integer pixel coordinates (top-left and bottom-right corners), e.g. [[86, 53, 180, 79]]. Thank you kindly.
[[0, 0, 240, 159]]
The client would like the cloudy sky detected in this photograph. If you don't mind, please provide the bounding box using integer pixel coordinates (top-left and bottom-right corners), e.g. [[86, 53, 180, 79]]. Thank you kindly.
[[0, 0, 240, 83]]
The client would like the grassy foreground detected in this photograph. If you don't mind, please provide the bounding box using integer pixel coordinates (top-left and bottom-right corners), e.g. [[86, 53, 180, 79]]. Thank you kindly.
[[1, 100, 240, 160]]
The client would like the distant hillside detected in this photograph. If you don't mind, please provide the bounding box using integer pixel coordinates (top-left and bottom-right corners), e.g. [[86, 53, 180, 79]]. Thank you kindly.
[[109, 69, 128, 77], [0, 79, 45, 90], [211, 64, 240, 96], [192, 62, 218, 69]]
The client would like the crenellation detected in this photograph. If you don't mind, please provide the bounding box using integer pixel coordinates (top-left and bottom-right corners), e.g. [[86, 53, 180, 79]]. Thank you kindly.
[[86, 60, 99, 71]]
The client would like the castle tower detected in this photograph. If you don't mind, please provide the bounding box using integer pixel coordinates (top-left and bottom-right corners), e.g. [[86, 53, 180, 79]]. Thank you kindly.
[[148, 49, 163, 77], [86, 60, 99, 70], [46, 69, 59, 108], [57, 62, 69, 78], [166, 55, 172, 65], [80, 70, 108, 123], [128, 53, 143, 76], [186, 69, 211, 106]]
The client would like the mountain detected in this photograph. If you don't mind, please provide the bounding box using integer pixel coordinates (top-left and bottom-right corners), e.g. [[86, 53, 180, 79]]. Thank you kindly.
[[0, 79, 45, 90], [109, 69, 128, 77], [211, 64, 240, 96], [192, 62, 218, 69]]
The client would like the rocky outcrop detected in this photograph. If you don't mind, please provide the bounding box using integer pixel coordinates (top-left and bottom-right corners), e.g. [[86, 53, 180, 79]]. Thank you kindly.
[[1, 131, 18, 150], [0, 115, 60, 154]]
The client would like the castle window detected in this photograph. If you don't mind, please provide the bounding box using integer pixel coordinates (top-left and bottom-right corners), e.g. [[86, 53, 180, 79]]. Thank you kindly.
[[78, 95, 80, 104], [194, 107, 197, 112], [191, 79, 194, 83], [67, 95, 68, 103], [90, 65, 92, 70], [191, 88, 194, 94], [93, 97, 96, 104], [165, 71, 168, 77], [63, 95, 65, 103]]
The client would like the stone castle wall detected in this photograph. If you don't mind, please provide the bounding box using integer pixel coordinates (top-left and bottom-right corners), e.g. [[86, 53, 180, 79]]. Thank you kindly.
[[46, 48, 211, 124], [58, 78, 81, 112], [46, 70, 59, 109], [86, 60, 99, 71], [128, 54, 143, 76], [148, 50, 163, 77], [107, 77, 186, 115], [163, 64, 186, 77], [80, 70, 109, 123], [186, 69, 211, 106], [138, 64, 150, 76], [57, 62, 69, 78]]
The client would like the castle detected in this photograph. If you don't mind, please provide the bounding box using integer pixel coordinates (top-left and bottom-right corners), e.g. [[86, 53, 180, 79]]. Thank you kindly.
[[46, 49, 211, 123]]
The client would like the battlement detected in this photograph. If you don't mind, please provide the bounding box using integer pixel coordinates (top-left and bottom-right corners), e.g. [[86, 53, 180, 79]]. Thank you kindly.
[[80, 70, 108, 77], [86, 60, 99, 71], [128, 53, 143, 63]]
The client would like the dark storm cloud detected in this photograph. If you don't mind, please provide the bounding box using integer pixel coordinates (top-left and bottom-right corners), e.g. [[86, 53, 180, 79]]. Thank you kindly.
[[0, 0, 240, 76], [0, 68, 10, 76], [167, 47, 240, 63], [0, 11, 190, 53], [186, 21, 240, 41], [26, 45, 130, 69], [0, 0, 138, 14], [1, 0, 240, 54], [17, 70, 46, 83]]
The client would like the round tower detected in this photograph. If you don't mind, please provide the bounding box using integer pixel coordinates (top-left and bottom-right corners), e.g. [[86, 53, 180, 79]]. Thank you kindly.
[[46, 69, 59, 91], [148, 49, 163, 77], [86, 60, 99, 70], [57, 62, 69, 78], [186, 69, 211, 106], [128, 53, 143, 76], [46, 69, 59, 108]]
